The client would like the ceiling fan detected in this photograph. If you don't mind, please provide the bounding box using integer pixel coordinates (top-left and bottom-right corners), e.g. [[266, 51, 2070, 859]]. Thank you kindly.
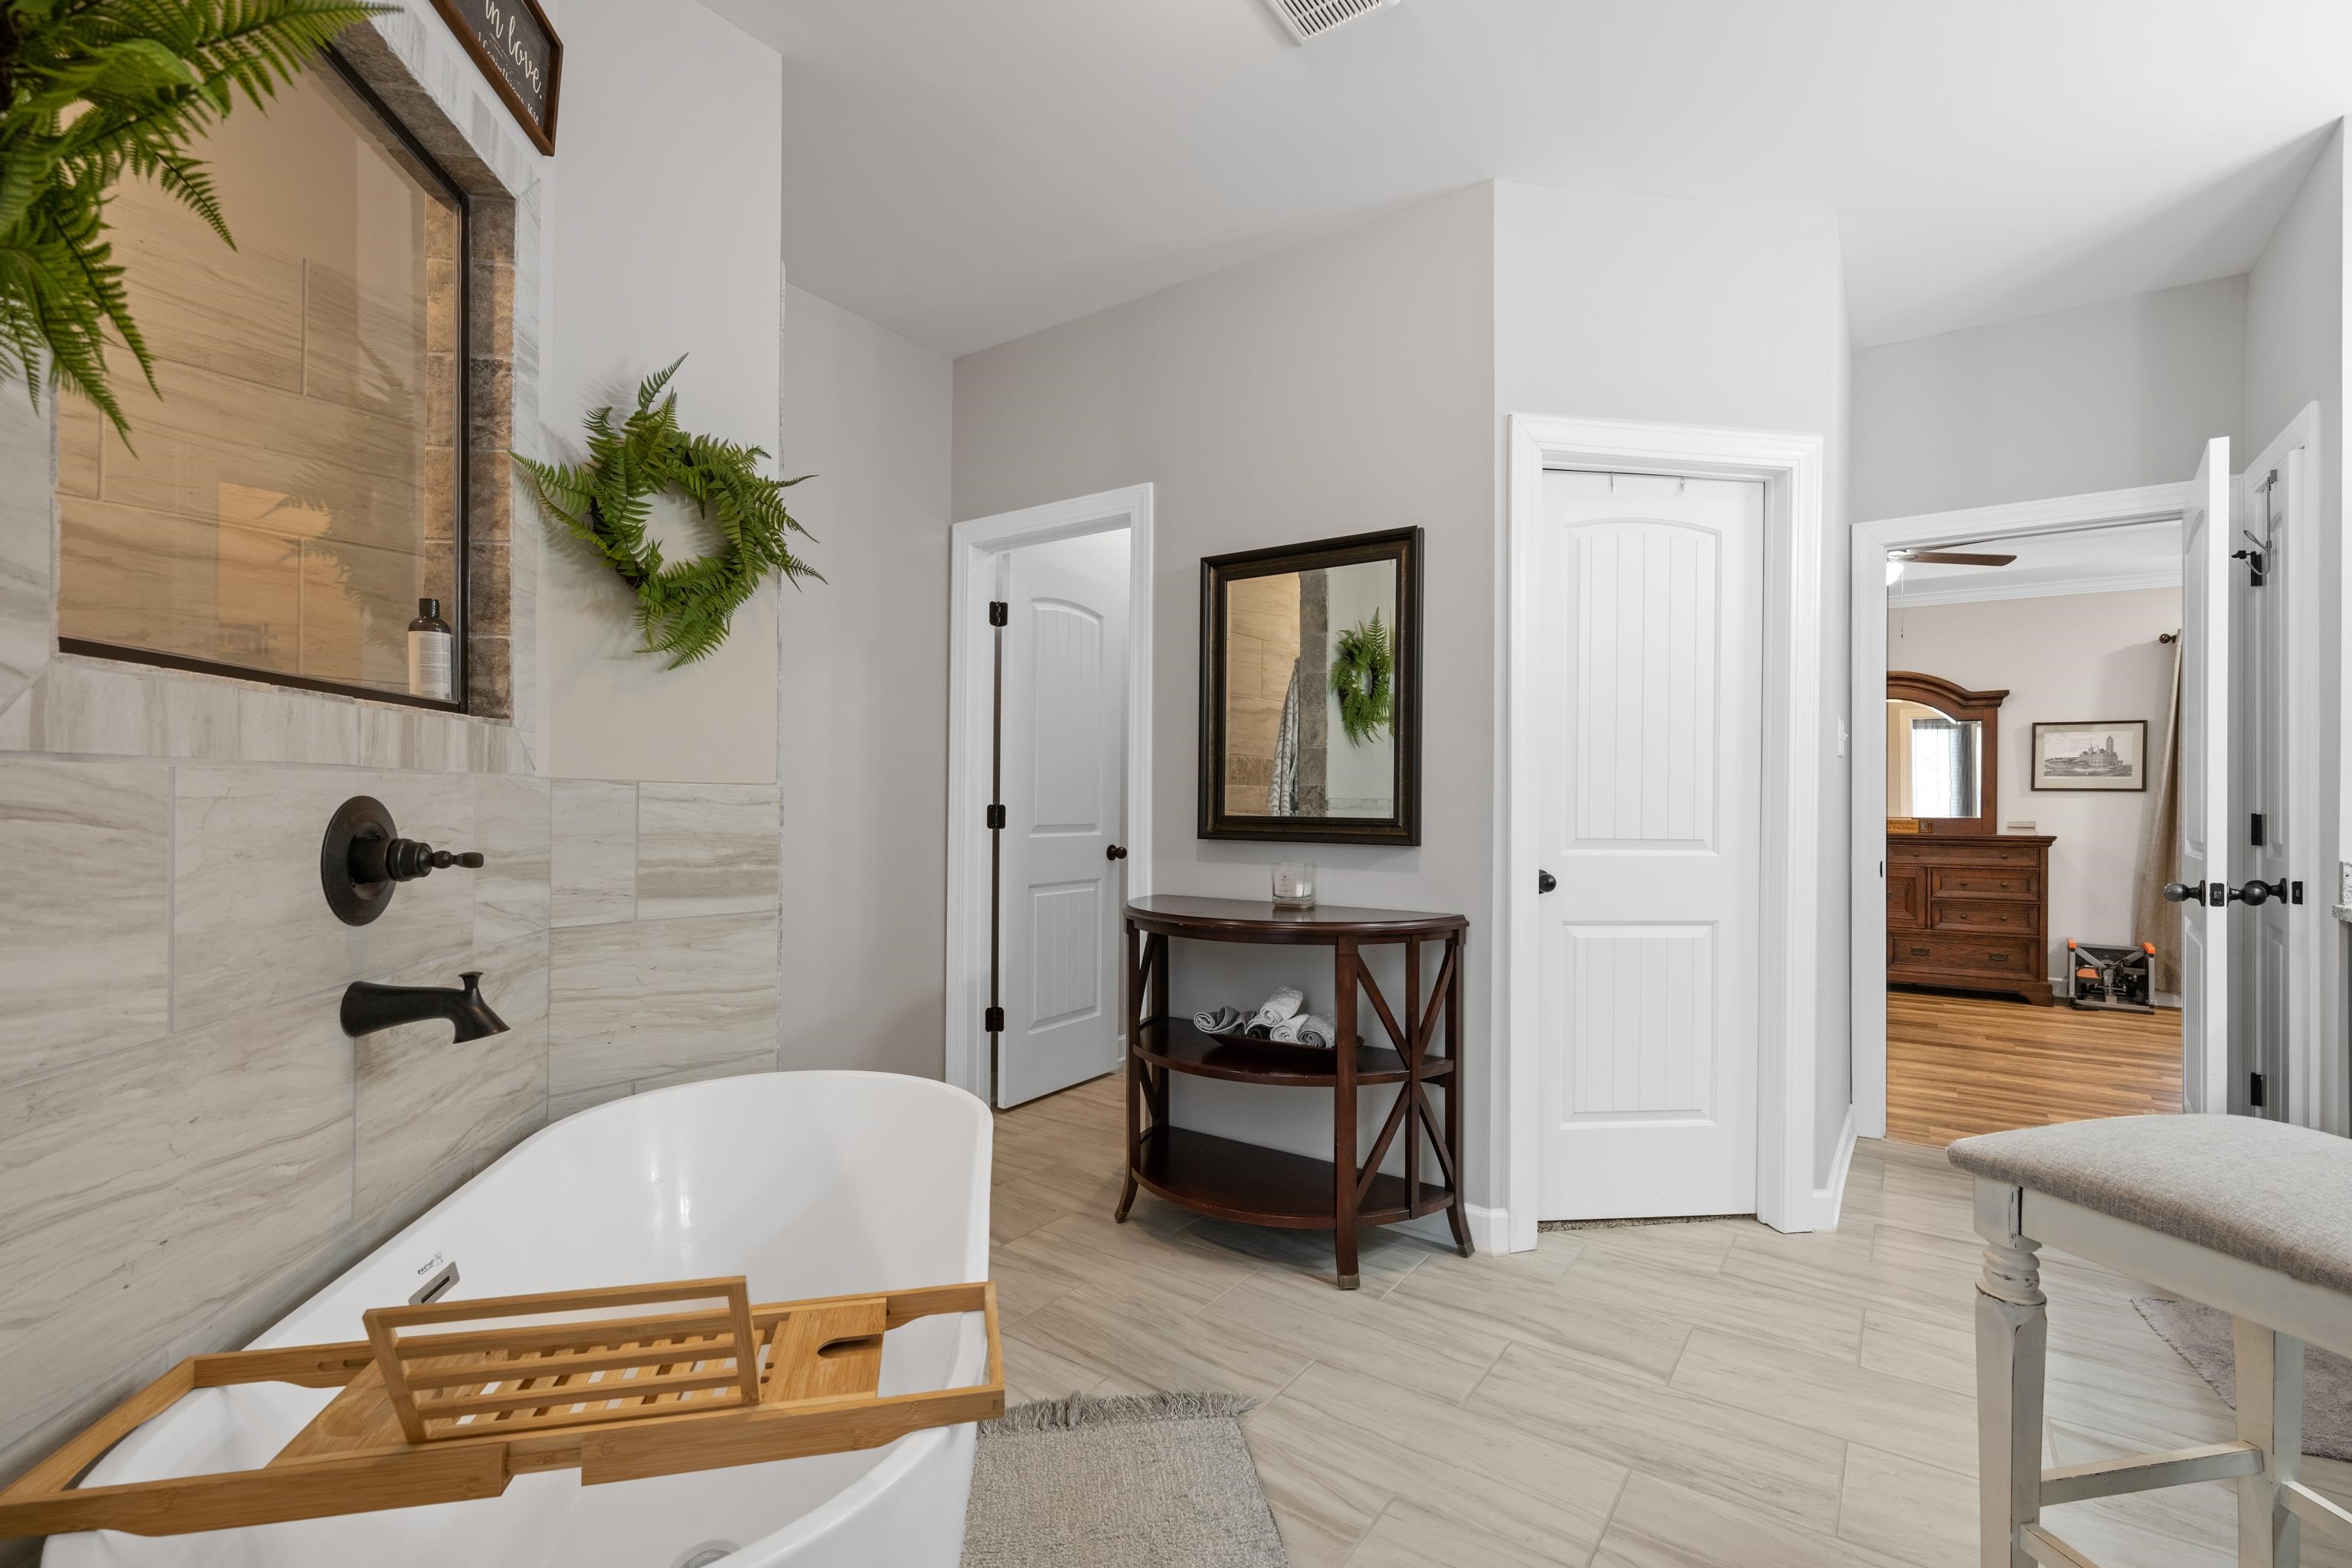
[[1886, 545, 2018, 568]]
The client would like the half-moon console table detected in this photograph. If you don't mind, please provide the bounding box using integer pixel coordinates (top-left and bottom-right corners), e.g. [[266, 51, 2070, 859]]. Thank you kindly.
[[1114, 895, 1471, 1289]]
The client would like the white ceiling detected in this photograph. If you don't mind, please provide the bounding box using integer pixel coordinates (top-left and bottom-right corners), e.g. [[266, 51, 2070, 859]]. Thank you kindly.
[[705, 0, 2352, 358], [1891, 521, 2183, 606]]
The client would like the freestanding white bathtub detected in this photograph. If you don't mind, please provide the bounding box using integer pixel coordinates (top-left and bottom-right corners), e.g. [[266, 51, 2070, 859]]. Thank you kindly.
[[47, 1071, 993, 1568]]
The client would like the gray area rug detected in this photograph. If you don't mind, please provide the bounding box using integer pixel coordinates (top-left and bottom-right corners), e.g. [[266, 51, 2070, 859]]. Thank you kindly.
[[2133, 1297, 2352, 1460], [964, 1392, 1289, 1567]]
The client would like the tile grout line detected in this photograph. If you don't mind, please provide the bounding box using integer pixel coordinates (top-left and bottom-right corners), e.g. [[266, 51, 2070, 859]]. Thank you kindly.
[[1831, 1440, 1854, 1542], [1581, 1468, 1635, 1568], [1259, 1354, 1318, 1410], [1661, 1324, 1697, 1383], [1455, 1336, 1514, 1407], [1336, 1496, 1393, 1566]]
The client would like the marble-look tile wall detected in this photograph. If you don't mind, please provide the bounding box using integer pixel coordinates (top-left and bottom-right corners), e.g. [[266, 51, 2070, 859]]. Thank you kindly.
[[0, 9, 799, 1532], [547, 781, 784, 1117], [0, 756, 781, 1502]]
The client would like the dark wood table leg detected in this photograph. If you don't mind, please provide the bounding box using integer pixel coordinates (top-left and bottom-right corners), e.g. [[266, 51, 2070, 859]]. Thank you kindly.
[[1444, 930, 1474, 1257], [1404, 937, 1422, 1211], [1116, 919, 1142, 1222], [1146, 933, 1171, 1131], [1334, 940, 1361, 1289]]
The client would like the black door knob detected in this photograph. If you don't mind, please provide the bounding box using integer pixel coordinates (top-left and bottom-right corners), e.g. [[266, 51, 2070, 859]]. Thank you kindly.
[[2162, 881, 2207, 906], [2230, 878, 2291, 906], [1106, 844, 1128, 861], [1537, 870, 1557, 894]]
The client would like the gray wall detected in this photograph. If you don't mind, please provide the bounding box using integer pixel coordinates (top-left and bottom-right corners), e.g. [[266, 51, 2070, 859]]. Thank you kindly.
[[0, 0, 799, 1521], [1852, 275, 2248, 521], [776, 286, 956, 1077], [956, 178, 1857, 1212], [956, 185, 1498, 1195], [1491, 181, 1854, 1194], [535, 0, 786, 785]]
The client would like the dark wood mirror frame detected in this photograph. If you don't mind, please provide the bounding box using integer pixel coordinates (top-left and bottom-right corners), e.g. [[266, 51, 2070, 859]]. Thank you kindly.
[[1199, 527, 1423, 846], [1886, 669, 2007, 835]]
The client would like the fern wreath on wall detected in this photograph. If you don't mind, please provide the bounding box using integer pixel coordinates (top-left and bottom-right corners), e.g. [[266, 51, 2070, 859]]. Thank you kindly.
[[1331, 609, 1394, 746], [518, 357, 821, 667]]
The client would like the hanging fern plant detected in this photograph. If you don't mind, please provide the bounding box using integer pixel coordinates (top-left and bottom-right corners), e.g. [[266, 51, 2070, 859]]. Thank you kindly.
[[1330, 609, 1394, 746], [517, 356, 822, 668], [0, 0, 393, 439]]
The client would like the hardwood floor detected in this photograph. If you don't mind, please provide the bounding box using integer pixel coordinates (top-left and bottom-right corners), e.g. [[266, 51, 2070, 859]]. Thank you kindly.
[[991, 1072, 2348, 1567], [1885, 988, 2182, 1148]]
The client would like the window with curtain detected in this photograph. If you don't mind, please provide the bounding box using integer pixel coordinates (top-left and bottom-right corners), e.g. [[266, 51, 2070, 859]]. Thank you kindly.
[[1908, 717, 1979, 819]]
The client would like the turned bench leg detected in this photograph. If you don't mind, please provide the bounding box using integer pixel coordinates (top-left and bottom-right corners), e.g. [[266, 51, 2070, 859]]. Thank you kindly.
[[1975, 1182, 2047, 1568], [2236, 1317, 2304, 1567]]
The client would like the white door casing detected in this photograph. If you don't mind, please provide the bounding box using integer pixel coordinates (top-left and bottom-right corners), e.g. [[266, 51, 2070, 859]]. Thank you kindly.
[[1534, 472, 1764, 1219], [2238, 461, 2287, 1118], [1504, 415, 1824, 1248], [2179, 436, 2232, 1114], [945, 485, 1155, 1106], [1845, 481, 2194, 1142], [2239, 404, 2331, 1131], [998, 548, 1129, 1108]]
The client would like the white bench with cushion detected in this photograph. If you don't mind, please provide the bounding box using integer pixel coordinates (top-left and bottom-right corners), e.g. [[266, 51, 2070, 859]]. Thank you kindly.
[[1949, 1115, 2352, 1568]]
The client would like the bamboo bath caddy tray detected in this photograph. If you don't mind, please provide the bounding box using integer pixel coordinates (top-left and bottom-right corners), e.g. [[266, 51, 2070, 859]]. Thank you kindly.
[[0, 1276, 1001, 1540]]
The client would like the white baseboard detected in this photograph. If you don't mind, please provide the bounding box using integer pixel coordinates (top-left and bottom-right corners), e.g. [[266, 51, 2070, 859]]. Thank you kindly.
[[1397, 1203, 1511, 1254], [1811, 1106, 1858, 1232]]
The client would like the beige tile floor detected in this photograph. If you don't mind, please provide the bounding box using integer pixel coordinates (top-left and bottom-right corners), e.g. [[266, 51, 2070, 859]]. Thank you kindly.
[[992, 1075, 2352, 1567]]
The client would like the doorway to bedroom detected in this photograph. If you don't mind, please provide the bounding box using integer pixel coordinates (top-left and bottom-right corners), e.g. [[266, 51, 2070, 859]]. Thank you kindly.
[[1875, 514, 2187, 1146]]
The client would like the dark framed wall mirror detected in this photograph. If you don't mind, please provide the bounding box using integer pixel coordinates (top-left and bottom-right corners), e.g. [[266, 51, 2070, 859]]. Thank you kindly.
[[1885, 670, 2006, 835], [1198, 528, 1423, 846]]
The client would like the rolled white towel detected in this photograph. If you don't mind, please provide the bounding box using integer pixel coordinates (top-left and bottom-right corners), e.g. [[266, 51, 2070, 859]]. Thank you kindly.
[[1247, 987, 1305, 1034], [1192, 1004, 1248, 1036], [1269, 1013, 1336, 1049]]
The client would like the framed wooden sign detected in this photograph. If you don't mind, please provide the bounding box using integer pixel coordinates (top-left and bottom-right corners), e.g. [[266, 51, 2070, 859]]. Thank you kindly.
[[429, 0, 563, 155]]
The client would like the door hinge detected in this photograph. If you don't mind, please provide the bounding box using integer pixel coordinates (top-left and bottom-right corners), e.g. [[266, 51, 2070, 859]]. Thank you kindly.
[[983, 1006, 1004, 1034], [988, 600, 1009, 627], [2249, 1073, 2266, 1109], [985, 803, 1007, 830], [2250, 812, 2266, 848]]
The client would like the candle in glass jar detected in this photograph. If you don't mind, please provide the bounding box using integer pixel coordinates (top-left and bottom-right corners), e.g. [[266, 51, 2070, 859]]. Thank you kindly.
[[1272, 861, 1318, 908]]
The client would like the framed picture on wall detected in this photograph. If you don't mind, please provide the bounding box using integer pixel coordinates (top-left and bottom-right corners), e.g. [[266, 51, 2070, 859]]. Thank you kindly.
[[2030, 720, 2148, 792]]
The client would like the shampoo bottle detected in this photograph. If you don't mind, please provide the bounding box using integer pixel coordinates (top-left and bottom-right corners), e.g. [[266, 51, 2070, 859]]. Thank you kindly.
[[407, 597, 452, 702]]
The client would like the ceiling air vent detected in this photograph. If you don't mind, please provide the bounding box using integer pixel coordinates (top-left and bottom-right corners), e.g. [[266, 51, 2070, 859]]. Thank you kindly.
[[1262, 0, 1400, 44]]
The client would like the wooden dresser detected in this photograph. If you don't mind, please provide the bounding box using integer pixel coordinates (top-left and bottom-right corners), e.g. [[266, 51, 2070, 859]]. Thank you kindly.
[[1886, 834, 2056, 1005]]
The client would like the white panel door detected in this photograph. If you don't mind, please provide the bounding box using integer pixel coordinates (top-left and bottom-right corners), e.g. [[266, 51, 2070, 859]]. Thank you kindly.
[[1535, 471, 1764, 1219], [998, 551, 1127, 1108], [2175, 436, 2232, 1113]]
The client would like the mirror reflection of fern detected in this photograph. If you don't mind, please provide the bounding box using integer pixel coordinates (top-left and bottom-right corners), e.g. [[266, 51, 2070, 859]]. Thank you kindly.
[[1331, 609, 1393, 746], [517, 356, 821, 668], [0, 0, 393, 439]]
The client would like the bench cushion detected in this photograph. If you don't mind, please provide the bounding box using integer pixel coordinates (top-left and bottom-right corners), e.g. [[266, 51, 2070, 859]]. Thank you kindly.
[[1948, 1115, 2352, 1298]]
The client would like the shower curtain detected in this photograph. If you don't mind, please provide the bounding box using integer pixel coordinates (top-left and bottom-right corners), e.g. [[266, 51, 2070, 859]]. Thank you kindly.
[[2131, 634, 2185, 995]]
